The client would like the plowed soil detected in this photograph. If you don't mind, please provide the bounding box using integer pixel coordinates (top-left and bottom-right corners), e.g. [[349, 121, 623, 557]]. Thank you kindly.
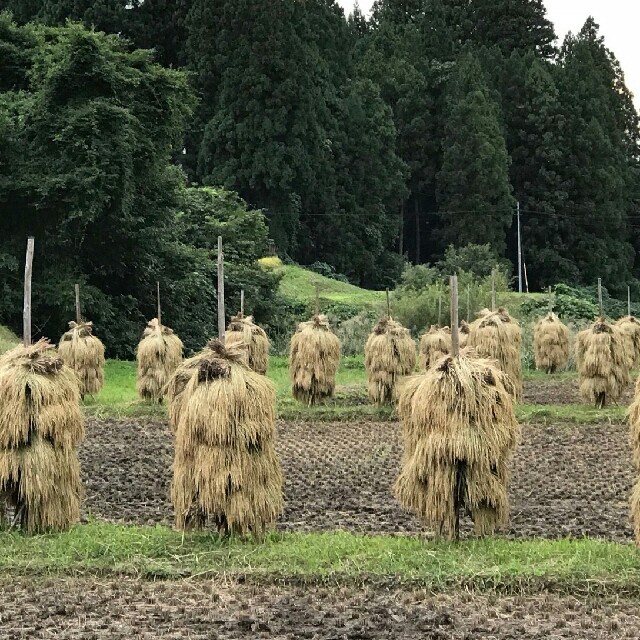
[[523, 377, 634, 405], [1, 577, 638, 639], [79, 416, 636, 541]]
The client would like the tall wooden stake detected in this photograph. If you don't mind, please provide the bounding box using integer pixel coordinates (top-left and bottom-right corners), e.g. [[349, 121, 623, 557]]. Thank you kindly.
[[240, 289, 245, 318], [217, 236, 225, 343], [315, 284, 319, 318], [523, 260, 530, 294], [548, 286, 552, 314], [597, 278, 603, 318], [438, 293, 442, 326], [466, 286, 470, 323], [75, 283, 81, 324], [23, 237, 34, 348], [386, 288, 390, 319], [491, 269, 496, 312], [628, 286, 632, 317], [450, 275, 459, 358], [157, 281, 162, 327]]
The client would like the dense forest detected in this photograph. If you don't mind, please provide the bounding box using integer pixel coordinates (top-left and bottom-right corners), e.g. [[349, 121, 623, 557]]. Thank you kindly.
[[0, 0, 638, 354]]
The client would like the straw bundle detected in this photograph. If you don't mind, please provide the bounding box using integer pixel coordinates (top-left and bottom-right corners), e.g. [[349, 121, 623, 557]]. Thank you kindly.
[[170, 339, 283, 535], [58, 321, 105, 396], [576, 319, 629, 408], [419, 325, 451, 370], [289, 315, 341, 405], [394, 352, 520, 539], [615, 316, 640, 370], [136, 318, 183, 402], [467, 308, 522, 401], [364, 317, 416, 405], [225, 314, 269, 375], [533, 312, 570, 374], [459, 320, 470, 349], [0, 339, 84, 533], [628, 377, 640, 543]]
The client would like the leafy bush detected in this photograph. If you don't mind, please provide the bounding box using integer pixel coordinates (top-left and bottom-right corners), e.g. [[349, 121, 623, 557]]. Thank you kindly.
[[307, 261, 350, 283], [392, 266, 509, 335], [436, 244, 512, 280]]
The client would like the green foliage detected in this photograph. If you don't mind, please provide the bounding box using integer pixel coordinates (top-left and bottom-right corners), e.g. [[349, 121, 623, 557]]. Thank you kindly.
[[436, 52, 515, 255], [308, 262, 350, 283], [392, 265, 509, 334], [436, 243, 511, 280]]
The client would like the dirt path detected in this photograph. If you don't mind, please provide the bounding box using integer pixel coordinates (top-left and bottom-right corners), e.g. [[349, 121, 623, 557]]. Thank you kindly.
[[79, 417, 636, 540], [1, 577, 637, 639]]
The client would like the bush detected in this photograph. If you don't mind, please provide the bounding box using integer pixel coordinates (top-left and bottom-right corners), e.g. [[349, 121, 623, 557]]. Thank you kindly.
[[436, 244, 512, 280], [307, 262, 350, 283]]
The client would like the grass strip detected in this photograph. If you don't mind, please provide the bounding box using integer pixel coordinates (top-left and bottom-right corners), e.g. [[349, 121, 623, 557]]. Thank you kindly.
[[1, 524, 639, 595]]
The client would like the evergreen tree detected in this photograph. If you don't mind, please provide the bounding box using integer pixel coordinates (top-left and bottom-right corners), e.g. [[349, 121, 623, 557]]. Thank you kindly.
[[187, 0, 336, 253], [556, 18, 635, 288], [463, 0, 556, 58], [499, 53, 568, 287], [437, 52, 514, 255]]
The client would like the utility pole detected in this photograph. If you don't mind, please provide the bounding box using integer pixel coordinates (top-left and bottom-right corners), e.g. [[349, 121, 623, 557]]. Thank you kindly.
[[517, 201, 522, 294]]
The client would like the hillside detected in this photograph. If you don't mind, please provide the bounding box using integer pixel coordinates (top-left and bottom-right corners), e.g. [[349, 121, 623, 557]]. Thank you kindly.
[[0, 326, 19, 354], [259, 258, 385, 308], [259, 257, 540, 319]]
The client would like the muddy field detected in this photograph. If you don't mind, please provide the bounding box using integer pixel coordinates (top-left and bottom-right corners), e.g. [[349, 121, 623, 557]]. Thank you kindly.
[[523, 377, 635, 405], [1, 577, 638, 639], [80, 413, 636, 541]]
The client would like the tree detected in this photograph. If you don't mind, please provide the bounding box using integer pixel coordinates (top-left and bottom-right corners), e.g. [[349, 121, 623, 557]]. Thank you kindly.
[[497, 53, 569, 288], [187, 0, 336, 254], [436, 52, 514, 255], [0, 18, 199, 356], [555, 18, 636, 289]]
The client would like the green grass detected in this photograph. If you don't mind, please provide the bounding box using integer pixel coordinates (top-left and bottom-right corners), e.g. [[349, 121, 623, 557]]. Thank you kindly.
[[0, 325, 19, 355], [264, 260, 384, 308], [85, 358, 624, 424], [1, 523, 638, 595]]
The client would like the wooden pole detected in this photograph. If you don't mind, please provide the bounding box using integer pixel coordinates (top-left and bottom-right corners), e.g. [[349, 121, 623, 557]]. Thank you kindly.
[[450, 275, 459, 358], [628, 286, 632, 317], [217, 236, 225, 343], [240, 289, 245, 318], [548, 286, 552, 314], [75, 283, 81, 324], [157, 281, 161, 327], [491, 269, 496, 312], [523, 260, 530, 294], [438, 293, 442, 326], [386, 288, 390, 319], [466, 286, 470, 323], [315, 284, 319, 318], [23, 237, 34, 348], [598, 278, 603, 318]]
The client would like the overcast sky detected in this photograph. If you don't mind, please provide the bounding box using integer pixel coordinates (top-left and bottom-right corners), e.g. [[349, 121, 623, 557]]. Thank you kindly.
[[337, 1, 640, 104]]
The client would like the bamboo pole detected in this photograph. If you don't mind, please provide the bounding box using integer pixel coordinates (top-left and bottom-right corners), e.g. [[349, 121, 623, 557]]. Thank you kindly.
[[598, 278, 603, 318], [438, 292, 442, 326], [450, 275, 459, 358], [386, 288, 390, 319], [548, 286, 552, 314], [23, 237, 34, 347], [491, 270, 496, 312], [628, 286, 632, 317], [75, 283, 81, 324], [217, 236, 225, 343], [466, 286, 470, 323], [157, 281, 162, 328], [240, 289, 245, 318], [315, 284, 319, 318]]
